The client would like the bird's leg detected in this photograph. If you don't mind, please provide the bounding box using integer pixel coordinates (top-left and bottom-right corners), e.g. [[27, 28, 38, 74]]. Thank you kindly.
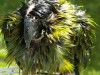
[[22, 69, 28, 75], [74, 54, 80, 75], [31, 69, 36, 75]]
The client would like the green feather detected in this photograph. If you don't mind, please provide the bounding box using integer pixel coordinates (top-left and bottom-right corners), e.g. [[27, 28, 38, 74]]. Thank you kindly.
[[0, 0, 96, 74]]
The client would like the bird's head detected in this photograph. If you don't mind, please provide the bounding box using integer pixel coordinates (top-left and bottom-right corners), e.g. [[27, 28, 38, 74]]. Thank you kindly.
[[25, 0, 58, 19]]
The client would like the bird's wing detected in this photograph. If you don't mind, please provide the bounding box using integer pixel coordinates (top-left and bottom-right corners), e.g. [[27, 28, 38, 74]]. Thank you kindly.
[[0, 13, 25, 65]]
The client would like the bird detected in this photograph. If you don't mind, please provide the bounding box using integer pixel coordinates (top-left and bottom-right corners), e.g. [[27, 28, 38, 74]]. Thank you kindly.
[[0, 0, 96, 75]]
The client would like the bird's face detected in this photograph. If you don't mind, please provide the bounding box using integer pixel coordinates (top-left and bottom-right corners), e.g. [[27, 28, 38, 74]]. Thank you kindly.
[[24, 0, 58, 48], [26, 0, 57, 19]]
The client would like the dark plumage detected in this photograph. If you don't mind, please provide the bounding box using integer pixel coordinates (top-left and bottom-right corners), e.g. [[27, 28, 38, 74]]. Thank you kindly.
[[0, 0, 96, 75]]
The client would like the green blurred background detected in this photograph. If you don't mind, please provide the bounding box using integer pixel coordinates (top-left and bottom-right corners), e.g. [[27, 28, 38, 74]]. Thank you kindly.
[[0, 0, 100, 75]]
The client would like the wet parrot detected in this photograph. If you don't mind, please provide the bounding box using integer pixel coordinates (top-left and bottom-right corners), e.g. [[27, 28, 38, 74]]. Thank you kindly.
[[0, 0, 96, 75]]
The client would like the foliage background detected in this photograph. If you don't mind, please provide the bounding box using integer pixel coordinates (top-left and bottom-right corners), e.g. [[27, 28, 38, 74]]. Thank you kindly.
[[0, 0, 100, 75]]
